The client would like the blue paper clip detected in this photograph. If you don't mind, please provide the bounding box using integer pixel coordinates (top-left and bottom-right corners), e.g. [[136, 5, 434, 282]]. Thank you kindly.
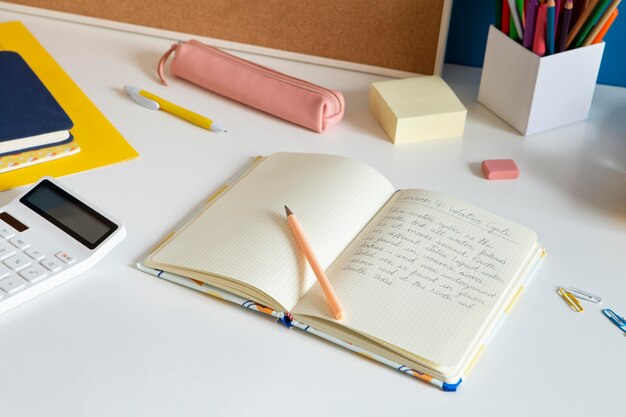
[[602, 308, 626, 333]]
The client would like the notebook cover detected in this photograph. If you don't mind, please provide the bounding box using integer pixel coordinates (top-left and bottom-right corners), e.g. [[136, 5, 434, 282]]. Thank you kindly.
[[0, 50, 73, 144], [0, 21, 138, 191], [137, 236, 543, 391], [136, 262, 463, 391], [0, 140, 80, 174]]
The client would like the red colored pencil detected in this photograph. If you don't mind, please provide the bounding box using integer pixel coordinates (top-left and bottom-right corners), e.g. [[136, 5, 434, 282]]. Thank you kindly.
[[533, 2, 548, 56], [503, 0, 511, 34]]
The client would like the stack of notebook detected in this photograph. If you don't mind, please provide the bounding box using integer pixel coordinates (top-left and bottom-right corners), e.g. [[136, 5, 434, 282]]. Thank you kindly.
[[0, 21, 138, 190], [0, 50, 80, 173]]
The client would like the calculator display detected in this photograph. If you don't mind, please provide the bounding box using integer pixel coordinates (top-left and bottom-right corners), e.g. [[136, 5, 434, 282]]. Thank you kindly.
[[20, 180, 118, 249]]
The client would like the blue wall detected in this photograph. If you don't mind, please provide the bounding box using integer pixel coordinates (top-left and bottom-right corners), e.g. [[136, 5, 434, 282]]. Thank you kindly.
[[445, 0, 626, 87]]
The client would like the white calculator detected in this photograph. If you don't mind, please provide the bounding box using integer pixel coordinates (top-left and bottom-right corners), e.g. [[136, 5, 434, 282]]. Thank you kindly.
[[0, 177, 126, 315]]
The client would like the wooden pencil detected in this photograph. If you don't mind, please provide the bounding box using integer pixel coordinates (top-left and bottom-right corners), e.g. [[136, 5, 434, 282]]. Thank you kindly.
[[547, 0, 557, 54], [582, 0, 621, 45], [533, 2, 548, 55], [285, 206, 345, 320], [503, 0, 511, 34], [565, 0, 600, 48], [558, 0, 574, 51], [573, 0, 616, 47], [592, 8, 619, 43], [496, 0, 503, 29]]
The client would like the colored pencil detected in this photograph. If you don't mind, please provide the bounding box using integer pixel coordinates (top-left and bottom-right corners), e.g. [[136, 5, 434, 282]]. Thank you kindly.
[[573, 0, 616, 47], [496, 0, 503, 28], [592, 7, 619, 42], [517, 0, 526, 27], [503, 0, 511, 34], [509, 0, 525, 39], [285, 206, 345, 320], [566, 0, 600, 48], [547, 0, 557, 54], [581, 0, 621, 45], [571, 0, 581, 23], [524, 0, 540, 48], [534, 2, 548, 55], [558, 0, 574, 51], [510, 8, 520, 39]]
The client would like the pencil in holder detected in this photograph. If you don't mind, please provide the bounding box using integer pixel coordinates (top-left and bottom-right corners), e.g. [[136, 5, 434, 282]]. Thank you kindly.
[[477, 25, 605, 136]]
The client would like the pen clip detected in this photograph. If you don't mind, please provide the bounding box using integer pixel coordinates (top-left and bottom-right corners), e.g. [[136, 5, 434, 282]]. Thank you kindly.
[[558, 287, 583, 312], [602, 308, 626, 332], [563, 286, 602, 304], [123, 85, 159, 111]]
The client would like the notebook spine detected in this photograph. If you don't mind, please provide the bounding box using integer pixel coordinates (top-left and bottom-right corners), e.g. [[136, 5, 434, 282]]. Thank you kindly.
[[290, 320, 462, 391]]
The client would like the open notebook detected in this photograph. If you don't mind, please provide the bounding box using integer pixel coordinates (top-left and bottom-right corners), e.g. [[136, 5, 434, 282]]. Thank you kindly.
[[140, 153, 544, 390]]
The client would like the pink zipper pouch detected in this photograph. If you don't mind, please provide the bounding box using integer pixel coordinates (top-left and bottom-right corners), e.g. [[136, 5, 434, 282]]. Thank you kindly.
[[158, 40, 345, 133]]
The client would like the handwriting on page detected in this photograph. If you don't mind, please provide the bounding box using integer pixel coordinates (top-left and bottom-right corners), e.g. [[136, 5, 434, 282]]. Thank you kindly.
[[340, 194, 522, 311]]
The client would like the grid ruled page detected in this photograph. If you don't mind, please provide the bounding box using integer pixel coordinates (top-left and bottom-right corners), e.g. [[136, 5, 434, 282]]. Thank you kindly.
[[293, 189, 538, 371], [150, 153, 395, 311]]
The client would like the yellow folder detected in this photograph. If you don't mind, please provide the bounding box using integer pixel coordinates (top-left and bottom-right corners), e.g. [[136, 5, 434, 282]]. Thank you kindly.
[[0, 21, 138, 191]]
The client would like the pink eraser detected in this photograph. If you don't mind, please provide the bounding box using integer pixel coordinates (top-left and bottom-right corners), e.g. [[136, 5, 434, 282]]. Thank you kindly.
[[481, 159, 519, 180]]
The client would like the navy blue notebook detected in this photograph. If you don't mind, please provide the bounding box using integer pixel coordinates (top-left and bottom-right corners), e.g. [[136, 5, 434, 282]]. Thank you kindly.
[[0, 51, 73, 155]]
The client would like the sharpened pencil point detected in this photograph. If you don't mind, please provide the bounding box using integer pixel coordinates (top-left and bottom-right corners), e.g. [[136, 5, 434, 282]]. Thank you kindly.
[[285, 206, 293, 216]]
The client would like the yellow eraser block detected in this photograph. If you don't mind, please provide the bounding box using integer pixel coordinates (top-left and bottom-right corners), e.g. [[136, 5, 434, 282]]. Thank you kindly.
[[369, 76, 467, 144]]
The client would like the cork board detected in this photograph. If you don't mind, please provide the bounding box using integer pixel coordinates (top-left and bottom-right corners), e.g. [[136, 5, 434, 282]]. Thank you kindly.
[[5, 0, 450, 75]]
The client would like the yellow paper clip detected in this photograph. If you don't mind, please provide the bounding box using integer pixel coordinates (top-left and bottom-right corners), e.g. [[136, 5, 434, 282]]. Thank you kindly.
[[558, 287, 584, 312]]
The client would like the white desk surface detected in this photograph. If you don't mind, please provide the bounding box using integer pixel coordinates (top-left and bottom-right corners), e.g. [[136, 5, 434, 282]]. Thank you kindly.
[[1, 10, 625, 417]]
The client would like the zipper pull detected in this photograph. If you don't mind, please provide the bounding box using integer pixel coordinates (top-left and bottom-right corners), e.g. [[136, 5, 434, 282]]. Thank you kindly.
[[157, 43, 179, 86]]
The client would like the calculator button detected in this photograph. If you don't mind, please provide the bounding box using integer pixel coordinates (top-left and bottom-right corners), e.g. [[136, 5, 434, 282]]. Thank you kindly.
[[0, 227, 15, 239], [0, 276, 27, 294], [0, 265, 10, 279], [41, 258, 62, 272], [25, 248, 45, 261], [19, 265, 48, 283], [3, 254, 32, 271], [56, 252, 76, 265], [0, 242, 16, 260], [10, 237, 30, 250]]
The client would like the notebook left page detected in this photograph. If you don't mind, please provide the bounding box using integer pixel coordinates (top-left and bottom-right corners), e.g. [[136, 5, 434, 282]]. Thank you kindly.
[[146, 153, 395, 312]]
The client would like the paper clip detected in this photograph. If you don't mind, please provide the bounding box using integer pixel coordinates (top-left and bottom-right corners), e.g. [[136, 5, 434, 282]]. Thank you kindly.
[[558, 287, 583, 312], [602, 308, 626, 333], [563, 286, 602, 304]]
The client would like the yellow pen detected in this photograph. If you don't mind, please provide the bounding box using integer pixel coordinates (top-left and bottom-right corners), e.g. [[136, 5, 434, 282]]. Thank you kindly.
[[123, 85, 226, 133]]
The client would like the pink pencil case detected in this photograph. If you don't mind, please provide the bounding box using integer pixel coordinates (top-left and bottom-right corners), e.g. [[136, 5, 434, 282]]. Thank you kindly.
[[157, 40, 345, 133]]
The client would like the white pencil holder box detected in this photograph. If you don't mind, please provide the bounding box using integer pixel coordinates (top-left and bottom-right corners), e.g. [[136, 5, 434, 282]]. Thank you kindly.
[[478, 25, 604, 136]]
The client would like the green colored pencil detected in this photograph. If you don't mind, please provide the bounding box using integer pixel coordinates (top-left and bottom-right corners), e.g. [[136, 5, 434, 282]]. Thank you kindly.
[[496, 0, 503, 29]]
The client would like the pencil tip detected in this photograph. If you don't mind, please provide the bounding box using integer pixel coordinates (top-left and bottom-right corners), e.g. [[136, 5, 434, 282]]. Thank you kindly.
[[284, 206, 293, 216]]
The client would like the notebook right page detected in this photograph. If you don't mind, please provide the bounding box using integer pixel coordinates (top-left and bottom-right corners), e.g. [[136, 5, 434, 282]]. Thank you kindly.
[[292, 189, 539, 375]]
